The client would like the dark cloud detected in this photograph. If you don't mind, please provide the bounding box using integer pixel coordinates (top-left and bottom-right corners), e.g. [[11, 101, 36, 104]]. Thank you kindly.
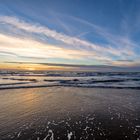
[[4, 61, 140, 72], [116, 60, 134, 62]]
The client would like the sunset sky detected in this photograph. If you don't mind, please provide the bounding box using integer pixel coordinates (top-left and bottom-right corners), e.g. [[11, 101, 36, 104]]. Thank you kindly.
[[0, 0, 140, 70]]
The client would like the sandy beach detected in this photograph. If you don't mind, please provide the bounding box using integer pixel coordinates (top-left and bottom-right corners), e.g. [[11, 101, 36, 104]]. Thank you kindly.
[[1, 0, 140, 139], [0, 87, 140, 140]]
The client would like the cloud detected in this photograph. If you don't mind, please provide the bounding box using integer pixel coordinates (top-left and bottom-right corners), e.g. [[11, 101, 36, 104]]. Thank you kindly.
[[4, 61, 140, 72], [0, 33, 113, 67], [0, 15, 138, 66], [116, 59, 134, 62], [0, 34, 93, 60], [62, 14, 138, 53], [0, 51, 18, 57]]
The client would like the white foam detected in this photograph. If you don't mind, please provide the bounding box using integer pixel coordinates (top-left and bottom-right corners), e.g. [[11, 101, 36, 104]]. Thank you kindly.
[[43, 129, 54, 140], [0, 71, 140, 89], [67, 132, 73, 140]]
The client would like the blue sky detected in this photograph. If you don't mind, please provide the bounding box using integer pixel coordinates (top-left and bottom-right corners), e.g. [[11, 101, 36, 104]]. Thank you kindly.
[[0, 0, 140, 68]]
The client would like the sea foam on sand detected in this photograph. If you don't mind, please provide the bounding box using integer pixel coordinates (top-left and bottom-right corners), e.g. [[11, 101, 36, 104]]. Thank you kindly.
[[0, 87, 140, 139]]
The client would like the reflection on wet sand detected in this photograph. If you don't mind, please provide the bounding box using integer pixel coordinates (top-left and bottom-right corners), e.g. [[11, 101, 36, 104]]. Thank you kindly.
[[0, 87, 140, 140]]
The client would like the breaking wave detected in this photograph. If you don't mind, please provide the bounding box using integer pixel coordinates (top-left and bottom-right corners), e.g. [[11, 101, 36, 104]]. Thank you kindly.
[[0, 71, 140, 90]]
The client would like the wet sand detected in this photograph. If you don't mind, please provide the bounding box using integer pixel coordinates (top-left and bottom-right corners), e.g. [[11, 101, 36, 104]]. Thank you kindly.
[[0, 87, 140, 140]]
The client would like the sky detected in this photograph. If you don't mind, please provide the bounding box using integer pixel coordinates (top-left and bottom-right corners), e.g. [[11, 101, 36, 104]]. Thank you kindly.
[[0, 0, 140, 71]]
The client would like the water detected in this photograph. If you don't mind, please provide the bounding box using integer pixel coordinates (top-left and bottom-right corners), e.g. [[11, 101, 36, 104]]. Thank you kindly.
[[0, 71, 140, 139], [0, 87, 140, 140], [0, 71, 140, 89]]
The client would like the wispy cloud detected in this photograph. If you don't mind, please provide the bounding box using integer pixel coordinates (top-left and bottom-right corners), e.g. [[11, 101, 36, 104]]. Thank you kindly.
[[0, 34, 93, 60], [60, 14, 138, 54], [0, 15, 138, 66]]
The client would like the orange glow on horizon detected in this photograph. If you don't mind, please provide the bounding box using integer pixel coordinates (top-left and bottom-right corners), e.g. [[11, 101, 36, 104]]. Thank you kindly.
[[0, 62, 74, 71]]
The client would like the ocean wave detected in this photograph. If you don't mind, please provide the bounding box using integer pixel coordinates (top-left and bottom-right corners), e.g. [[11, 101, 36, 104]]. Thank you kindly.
[[0, 71, 140, 90]]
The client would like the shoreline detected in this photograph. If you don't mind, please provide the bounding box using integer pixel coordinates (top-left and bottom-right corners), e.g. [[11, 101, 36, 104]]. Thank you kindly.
[[0, 85, 140, 90], [0, 87, 140, 139]]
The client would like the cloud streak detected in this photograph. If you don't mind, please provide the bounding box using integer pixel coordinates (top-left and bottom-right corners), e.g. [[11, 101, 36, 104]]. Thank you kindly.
[[0, 15, 138, 66]]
